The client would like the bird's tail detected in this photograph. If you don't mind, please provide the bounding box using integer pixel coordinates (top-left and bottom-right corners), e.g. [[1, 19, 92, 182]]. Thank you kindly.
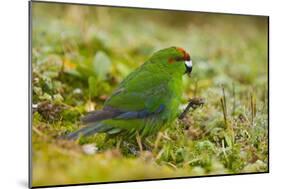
[[64, 122, 109, 140]]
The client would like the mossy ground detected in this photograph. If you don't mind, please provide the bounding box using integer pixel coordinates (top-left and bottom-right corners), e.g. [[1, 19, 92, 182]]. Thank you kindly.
[[31, 2, 268, 187]]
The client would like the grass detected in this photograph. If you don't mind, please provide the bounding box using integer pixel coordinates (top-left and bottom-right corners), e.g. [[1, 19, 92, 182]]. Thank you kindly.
[[31, 2, 268, 187]]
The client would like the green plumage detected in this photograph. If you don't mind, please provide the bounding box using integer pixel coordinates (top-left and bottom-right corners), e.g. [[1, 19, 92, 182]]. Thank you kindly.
[[66, 47, 191, 139]]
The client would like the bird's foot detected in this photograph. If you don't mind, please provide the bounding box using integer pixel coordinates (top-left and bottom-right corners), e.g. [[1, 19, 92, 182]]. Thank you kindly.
[[179, 97, 205, 119], [189, 97, 205, 109]]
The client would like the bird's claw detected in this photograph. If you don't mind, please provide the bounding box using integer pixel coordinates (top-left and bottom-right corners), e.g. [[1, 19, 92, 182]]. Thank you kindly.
[[179, 97, 205, 119], [189, 97, 205, 108]]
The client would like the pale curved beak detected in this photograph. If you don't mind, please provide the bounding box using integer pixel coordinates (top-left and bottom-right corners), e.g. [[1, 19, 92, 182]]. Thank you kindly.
[[185, 60, 192, 76]]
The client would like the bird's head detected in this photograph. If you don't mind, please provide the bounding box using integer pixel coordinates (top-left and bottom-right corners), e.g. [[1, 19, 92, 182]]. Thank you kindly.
[[150, 47, 192, 76]]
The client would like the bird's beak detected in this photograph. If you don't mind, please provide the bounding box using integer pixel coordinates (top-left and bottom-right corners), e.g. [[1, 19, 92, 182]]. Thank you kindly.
[[184, 60, 192, 76]]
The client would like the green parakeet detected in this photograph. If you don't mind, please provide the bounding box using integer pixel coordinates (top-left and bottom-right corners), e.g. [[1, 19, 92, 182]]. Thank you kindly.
[[66, 47, 192, 139]]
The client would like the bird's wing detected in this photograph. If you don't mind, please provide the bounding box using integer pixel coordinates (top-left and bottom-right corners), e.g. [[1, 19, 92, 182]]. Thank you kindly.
[[104, 64, 172, 113]]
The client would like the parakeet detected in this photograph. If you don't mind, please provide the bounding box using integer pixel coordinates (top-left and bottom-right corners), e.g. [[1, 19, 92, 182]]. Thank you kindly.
[[66, 47, 192, 140]]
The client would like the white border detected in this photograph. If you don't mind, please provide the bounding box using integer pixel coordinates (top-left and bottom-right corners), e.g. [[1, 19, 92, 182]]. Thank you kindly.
[[1, 0, 279, 189]]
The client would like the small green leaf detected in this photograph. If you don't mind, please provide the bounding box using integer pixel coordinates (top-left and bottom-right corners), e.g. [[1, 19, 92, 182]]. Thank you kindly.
[[224, 134, 233, 148], [39, 93, 52, 101], [53, 93, 64, 102], [93, 51, 112, 80], [33, 86, 43, 96]]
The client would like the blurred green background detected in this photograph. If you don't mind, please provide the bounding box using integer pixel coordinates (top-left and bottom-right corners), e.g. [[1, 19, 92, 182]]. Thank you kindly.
[[31, 2, 268, 187]]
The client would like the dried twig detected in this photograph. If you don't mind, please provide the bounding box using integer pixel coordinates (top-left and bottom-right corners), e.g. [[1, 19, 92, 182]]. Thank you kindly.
[[220, 86, 230, 127], [136, 131, 143, 152], [232, 82, 236, 115], [250, 93, 256, 126]]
